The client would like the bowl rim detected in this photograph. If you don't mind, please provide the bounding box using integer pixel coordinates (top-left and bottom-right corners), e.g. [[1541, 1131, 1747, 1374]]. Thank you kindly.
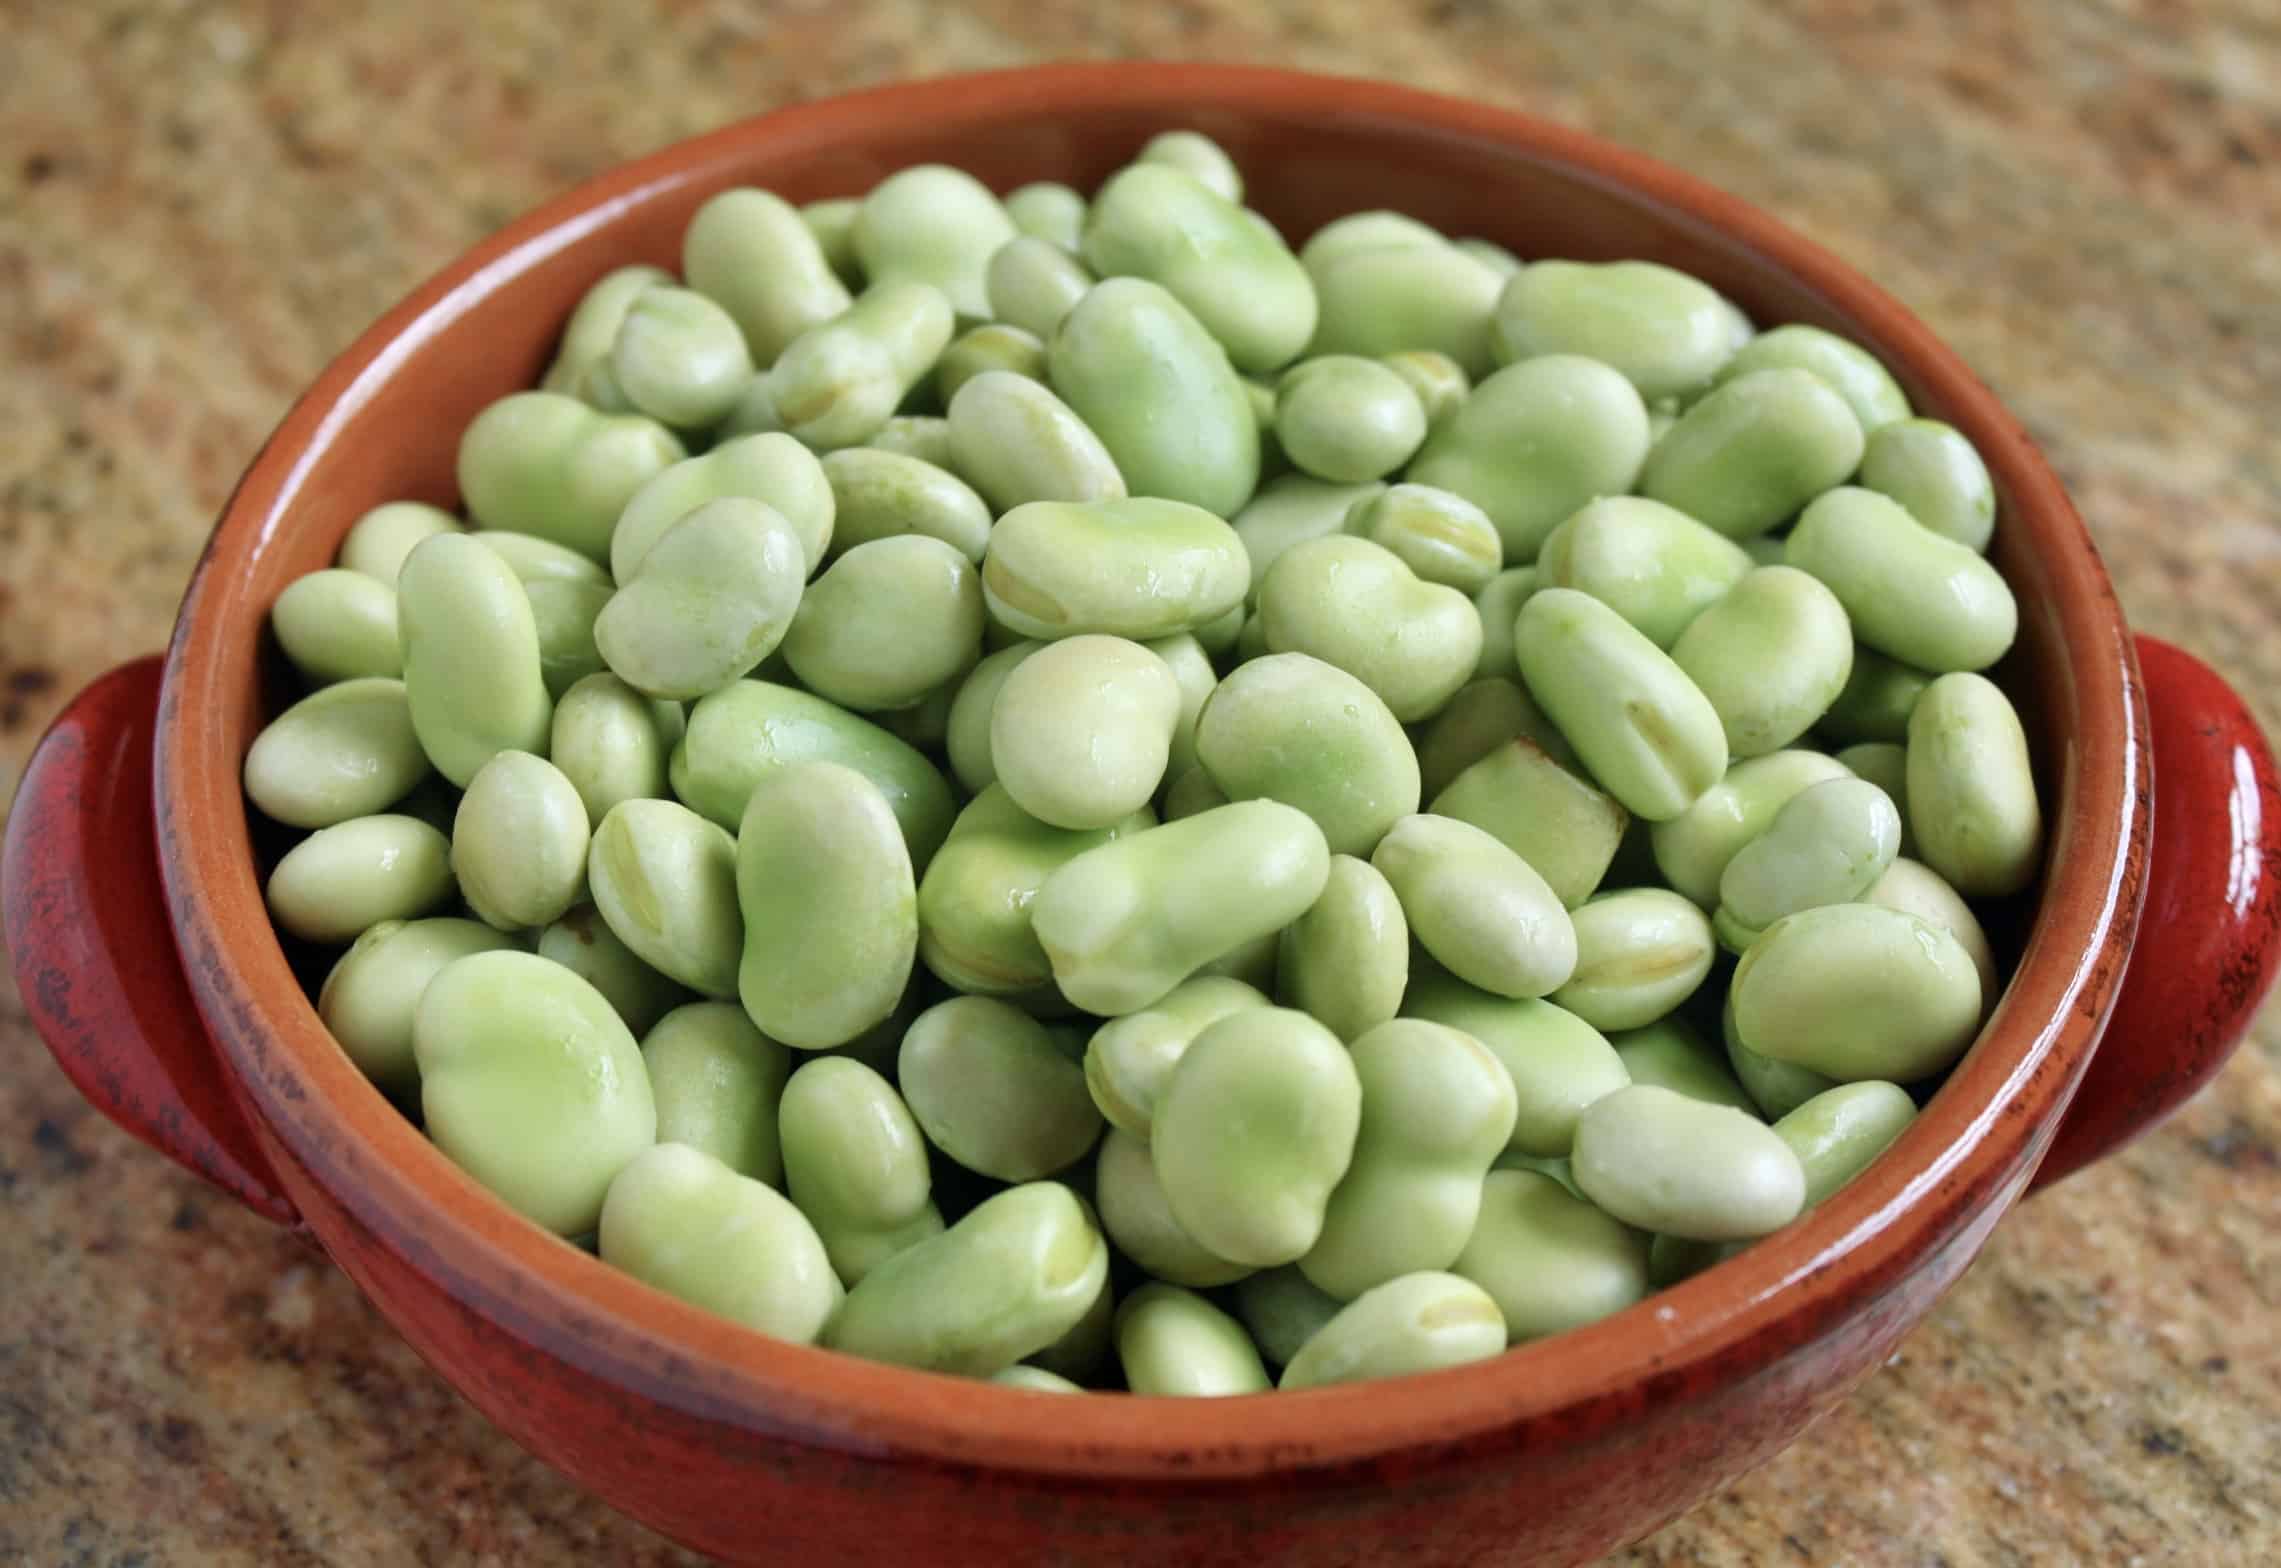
[[153, 61, 2147, 1479]]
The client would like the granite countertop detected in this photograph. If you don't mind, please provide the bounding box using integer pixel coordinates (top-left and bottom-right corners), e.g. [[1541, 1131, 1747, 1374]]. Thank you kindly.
[[3, 2, 2276, 1563]]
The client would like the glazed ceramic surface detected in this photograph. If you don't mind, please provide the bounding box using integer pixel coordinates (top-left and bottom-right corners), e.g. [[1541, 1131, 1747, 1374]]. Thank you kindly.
[[7, 65, 2278, 1568]]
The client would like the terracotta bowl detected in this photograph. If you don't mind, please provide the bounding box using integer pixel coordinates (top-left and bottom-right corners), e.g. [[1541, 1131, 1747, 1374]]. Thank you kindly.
[[8, 64, 2279, 1568]]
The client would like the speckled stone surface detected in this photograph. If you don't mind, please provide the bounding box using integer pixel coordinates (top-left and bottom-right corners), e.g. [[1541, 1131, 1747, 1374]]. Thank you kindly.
[[2, 2, 2276, 1564]]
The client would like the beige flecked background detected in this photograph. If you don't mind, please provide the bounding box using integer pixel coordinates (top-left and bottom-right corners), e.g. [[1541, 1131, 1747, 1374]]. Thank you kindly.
[[3, 2, 2277, 1563]]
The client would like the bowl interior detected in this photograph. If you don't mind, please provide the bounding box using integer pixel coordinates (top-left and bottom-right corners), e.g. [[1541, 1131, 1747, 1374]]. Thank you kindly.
[[157, 66, 2141, 1472]]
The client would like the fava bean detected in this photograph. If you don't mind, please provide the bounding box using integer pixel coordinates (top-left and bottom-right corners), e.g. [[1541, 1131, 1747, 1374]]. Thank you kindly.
[[1860, 417, 1996, 553], [824, 1182, 1108, 1375], [244, 678, 430, 829], [947, 369, 1126, 511], [1551, 888, 1716, 1031], [900, 996, 1104, 1181], [779, 1056, 943, 1285], [1572, 1084, 1804, 1241], [1094, 1125, 1253, 1287], [642, 1002, 790, 1185], [1278, 1271, 1506, 1389], [456, 392, 683, 560], [1454, 1169, 1651, 1341], [1116, 1283, 1271, 1397], [1430, 737, 1628, 909], [268, 814, 454, 944], [736, 761, 917, 1050], [415, 951, 656, 1235], [684, 189, 853, 366], [452, 752, 590, 931], [1906, 672, 2043, 897], [783, 534, 984, 712], [820, 447, 992, 563], [272, 569, 401, 685], [1670, 565, 1855, 757], [1277, 856, 1409, 1043], [1402, 973, 1627, 1158], [1772, 1080, 1919, 1206], [318, 918, 518, 1092], [1637, 369, 1865, 541], [1730, 903, 1983, 1081], [984, 496, 1247, 643], [853, 165, 1016, 320], [610, 430, 835, 583], [1152, 1008, 1361, 1267]]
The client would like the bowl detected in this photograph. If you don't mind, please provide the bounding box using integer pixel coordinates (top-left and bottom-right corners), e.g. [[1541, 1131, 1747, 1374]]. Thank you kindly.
[[7, 63, 2279, 1568]]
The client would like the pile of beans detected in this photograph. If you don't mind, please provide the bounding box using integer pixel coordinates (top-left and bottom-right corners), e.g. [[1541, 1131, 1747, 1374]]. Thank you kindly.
[[245, 128, 2043, 1394]]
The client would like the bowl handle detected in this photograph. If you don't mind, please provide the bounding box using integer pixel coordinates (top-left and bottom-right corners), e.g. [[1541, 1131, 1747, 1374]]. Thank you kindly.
[[2031, 634, 2281, 1190], [3, 656, 302, 1226]]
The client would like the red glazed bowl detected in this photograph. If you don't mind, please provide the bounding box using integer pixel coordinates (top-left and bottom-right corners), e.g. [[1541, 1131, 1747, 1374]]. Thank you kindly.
[[8, 65, 2279, 1568]]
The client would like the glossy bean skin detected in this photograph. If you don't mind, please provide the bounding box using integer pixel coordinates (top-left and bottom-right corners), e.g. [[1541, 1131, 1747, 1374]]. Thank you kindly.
[[1004, 181, 1087, 251], [456, 391, 683, 560], [685, 189, 853, 367], [318, 917, 519, 1092], [543, 264, 675, 395], [1307, 243, 1506, 377], [1344, 483, 1503, 594], [1817, 647, 1934, 745], [1412, 674, 1573, 799], [1859, 417, 1996, 552], [672, 679, 955, 868], [852, 164, 1016, 320], [599, 1144, 839, 1341], [819, 447, 992, 563], [1401, 969, 1626, 1157], [1787, 487, 2017, 673], [609, 430, 836, 584], [1193, 652, 1421, 856], [1277, 1271, 1506, 1390], [1374, 814, 1578, 999], [1515, 588, 1729, 822], [1231, 1266, 1344, 1369], [609, 285, 755, 430], [1609, 1016, 1758, 1113], [1379, 350, 1471, 428], [271, 568, 402, 685], [1046, 278, 1260, 517], [1081, 163, 1316, 375], [1835, 742, 1913, 852], [1300, 1020, 1517, 1299], [1094, 1125, 1253, 1288], [538, 905, 691, 1037], [1772, 1080, 1919, 1206], [766, 281, 956, 452], [1277, 856, 1409, 1043], [1259, 536, 1483, 723], [1031, 801, 1331, 1016], [1670, 565, 1856, 757], [641, 1002, 790, 1185], [1649, 749, 1856, 907], [822, 1182, 1108, 1376], [1713, 324, 1910, 435], [587, 799, 743, 998], [986, 235, 1094, 340], [1906, 672, 2044, 897], [916, 785, 1153, 997], [1535, 496, 1755, 650], [1430, 737, 1628, 909], [866, 414, 955, 467], [596, 497, 809, 701], [1731, 902, 1984, 1082], [898, 996, 1104, 1182], [1572, 1084, 1805, 1241], [1152, 1008, 1362, 1268], [1116, 1284, 1272, 1397], [782, 534, 984, 712], [1718, 777, 1902, 936], [935, 322, 1048, 404], [1232, 474, 1388, 601], [942, 642, 1040, 795], [1084, 975, 1270, 1137], [1637, 369, 1865, 541], [1494, 260, 1744, 400], [983, 497, 1248, 643], [1454, 1169, 1651, 1342], [991, 635, 1180, 830], [1865, 856, 2000, 1008], [1137, 129, 1245, 202], [1551, 888, 1717, 1032], [414, 951, 656, 1236], [244, 678, 430, 829], [451, 751, 591, 932], [1408, 355, 1652, 562], [396, 533, 554, 788], [1274, 356, 1427, 483], [947, 370, 1126, 512], [266, 814, 455, 944], [338, 500, 462, 584], [778, 1056, 944, 1285], [735, 761, 917, 1050], [1723, 987, 1837, 1121]]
